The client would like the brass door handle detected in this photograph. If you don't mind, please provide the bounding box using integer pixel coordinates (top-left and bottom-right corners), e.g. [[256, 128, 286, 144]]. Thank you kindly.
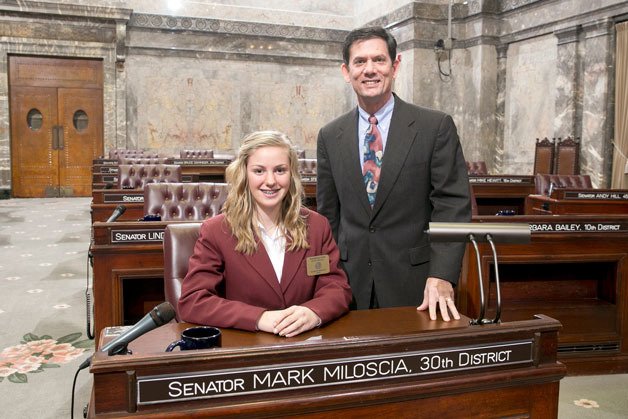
[[52, 126, 64, 150], [52, 125, 59, 150], [58, 126, 64, 150]]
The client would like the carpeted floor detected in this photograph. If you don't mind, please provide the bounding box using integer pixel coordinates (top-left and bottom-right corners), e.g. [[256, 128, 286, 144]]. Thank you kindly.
[[0, 197, 627, 418], [0, 198, 94, 418]]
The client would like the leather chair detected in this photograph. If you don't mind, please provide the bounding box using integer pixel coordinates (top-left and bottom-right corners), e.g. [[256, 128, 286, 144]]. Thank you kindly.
[[213, 151, 236, 161], [144, 182, 229, 221], [534, 174, 593, 195], [108, 149, 160, 159], [298, 158, 317, 175], [163, 223, 202, 321], [466, 161, 488, 175], [298, 158, 317, 182], [180, 149, 214, 159], [119, 157, 171, 165], [533, 138, 555, 174], [118, 164, 182, 189], [555, 137, 580, 175]]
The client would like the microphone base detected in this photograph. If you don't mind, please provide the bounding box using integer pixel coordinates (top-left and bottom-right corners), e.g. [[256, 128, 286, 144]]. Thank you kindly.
[[107, 344, 132, 356]]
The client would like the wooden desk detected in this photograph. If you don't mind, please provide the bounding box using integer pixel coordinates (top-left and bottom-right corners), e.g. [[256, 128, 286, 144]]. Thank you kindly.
[[90, 220, 177, 346], [525, 189, 628, 215], [300, 176, 535, 215], [469, 175, 535, 215], [91, 189, 145, 222], [170, 158, 229, 182], [91, 215, 626, 374], [460, 214, 628, 374], [88, 308, 564, 418]]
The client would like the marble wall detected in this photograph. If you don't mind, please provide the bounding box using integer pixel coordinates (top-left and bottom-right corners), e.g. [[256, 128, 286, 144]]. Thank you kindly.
[[1, 0, 628, 193]]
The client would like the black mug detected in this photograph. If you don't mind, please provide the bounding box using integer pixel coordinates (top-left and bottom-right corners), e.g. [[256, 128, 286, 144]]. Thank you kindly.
[[165, 326, 222, 351]]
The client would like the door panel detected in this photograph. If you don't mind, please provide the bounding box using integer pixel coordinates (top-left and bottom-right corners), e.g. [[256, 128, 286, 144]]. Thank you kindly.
[[9, 56, 103, 198], [59, 88, 104, 197], [10, 86, 59, 198]]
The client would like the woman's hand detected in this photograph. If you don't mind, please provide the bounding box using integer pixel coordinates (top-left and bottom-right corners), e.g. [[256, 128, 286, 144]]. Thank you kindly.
[[257, 306, 321, 337]]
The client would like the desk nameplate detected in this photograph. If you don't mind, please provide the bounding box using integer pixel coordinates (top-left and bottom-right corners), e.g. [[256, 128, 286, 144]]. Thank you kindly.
[[529, 221, 628, 233], [172, 159, 231, 166], [563, 191, 628, 200], [469, 177, 532, 184], [103, 193, 144, 204], [111, 229, 164, 243], [300, 176, 316, 183], [136, 340, 533, 405], [100, 175, 118, 182], [99, 166, 119, 174]]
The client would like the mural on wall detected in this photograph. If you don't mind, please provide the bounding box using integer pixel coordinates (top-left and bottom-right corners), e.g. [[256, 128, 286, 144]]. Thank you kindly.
[[127, 54, 347, 155], [129, 58, 236, 155]]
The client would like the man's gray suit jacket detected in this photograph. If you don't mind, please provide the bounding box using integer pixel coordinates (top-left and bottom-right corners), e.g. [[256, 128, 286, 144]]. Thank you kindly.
[[317, 95, 472, 309]]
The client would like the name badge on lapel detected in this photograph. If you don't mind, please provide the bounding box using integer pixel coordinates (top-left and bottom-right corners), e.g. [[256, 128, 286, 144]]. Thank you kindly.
[[306, 255, 330, 276]]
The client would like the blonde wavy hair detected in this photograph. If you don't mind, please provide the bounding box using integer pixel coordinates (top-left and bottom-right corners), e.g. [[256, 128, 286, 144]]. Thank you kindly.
[[223, 131, 309, 255]]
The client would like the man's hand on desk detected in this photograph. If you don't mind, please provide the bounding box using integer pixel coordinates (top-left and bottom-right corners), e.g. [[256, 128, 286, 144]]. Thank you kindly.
[[257, 306, 322, 337], [417, 277, 461, 322]]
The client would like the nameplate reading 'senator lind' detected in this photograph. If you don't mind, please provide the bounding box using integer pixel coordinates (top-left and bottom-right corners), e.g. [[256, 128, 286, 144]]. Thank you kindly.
[[103, 193, 144, 203], [529, 221, 628, 233], [563, 191, 628, 200], [136, 340, 533, 405], [468, 177, 532, 184], [111, 229, 164, 243]]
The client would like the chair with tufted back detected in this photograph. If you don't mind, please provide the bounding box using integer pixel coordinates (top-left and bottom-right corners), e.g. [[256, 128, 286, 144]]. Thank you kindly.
[[119, 157, 172, 165], [163, 223, 202, 320], [298, 158, 317, 182], [180, 149, 214, 159], [466, 161, 488, 176], [117, 164, 182, 189], [534, 174, 593, 196], [108, 149, 161, 160], [144, 182, 229, 221]]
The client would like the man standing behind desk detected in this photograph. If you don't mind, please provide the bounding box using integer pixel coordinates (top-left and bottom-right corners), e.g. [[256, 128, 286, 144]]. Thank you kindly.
[[317, 26, 471, 321]]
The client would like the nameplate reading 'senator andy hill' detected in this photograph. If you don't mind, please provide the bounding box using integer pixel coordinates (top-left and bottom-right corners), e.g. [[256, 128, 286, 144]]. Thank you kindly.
[[136, 340, 533, 405]]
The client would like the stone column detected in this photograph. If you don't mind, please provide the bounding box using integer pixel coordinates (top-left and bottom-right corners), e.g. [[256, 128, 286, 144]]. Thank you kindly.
[[494, 43, 508, 174], [554, 26, 582, 140], [114, 20, 128, 150], [581, 18, 615, 187]]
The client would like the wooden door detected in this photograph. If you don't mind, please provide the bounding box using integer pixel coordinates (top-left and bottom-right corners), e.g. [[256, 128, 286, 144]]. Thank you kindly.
[[9, 56, 103, 197]]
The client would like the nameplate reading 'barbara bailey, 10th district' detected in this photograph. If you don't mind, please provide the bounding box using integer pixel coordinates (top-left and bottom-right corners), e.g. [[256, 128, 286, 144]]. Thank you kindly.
[[103, 193, 144, 204], [529, 221, 628, 232], [111, 229, 164, 243], [136, 340, 533, 405]]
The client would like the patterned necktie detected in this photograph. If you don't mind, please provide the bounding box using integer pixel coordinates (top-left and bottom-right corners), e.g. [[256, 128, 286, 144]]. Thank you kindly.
[[362, 115, 383, 206]]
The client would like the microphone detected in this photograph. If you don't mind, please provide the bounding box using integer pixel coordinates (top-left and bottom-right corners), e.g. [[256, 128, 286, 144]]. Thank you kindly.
[[78, 302, 175, 369], [547, 182, 556, 196], [106, 205, 126, 222]]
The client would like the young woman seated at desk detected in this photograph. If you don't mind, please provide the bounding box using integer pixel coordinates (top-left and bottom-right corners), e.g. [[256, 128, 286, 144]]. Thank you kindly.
[[178, 131, 352, 337]]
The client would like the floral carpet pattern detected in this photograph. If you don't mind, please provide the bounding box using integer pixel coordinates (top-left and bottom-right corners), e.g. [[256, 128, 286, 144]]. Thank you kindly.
[[0, 198, 94, 418], [1, 332, 90, 384]]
